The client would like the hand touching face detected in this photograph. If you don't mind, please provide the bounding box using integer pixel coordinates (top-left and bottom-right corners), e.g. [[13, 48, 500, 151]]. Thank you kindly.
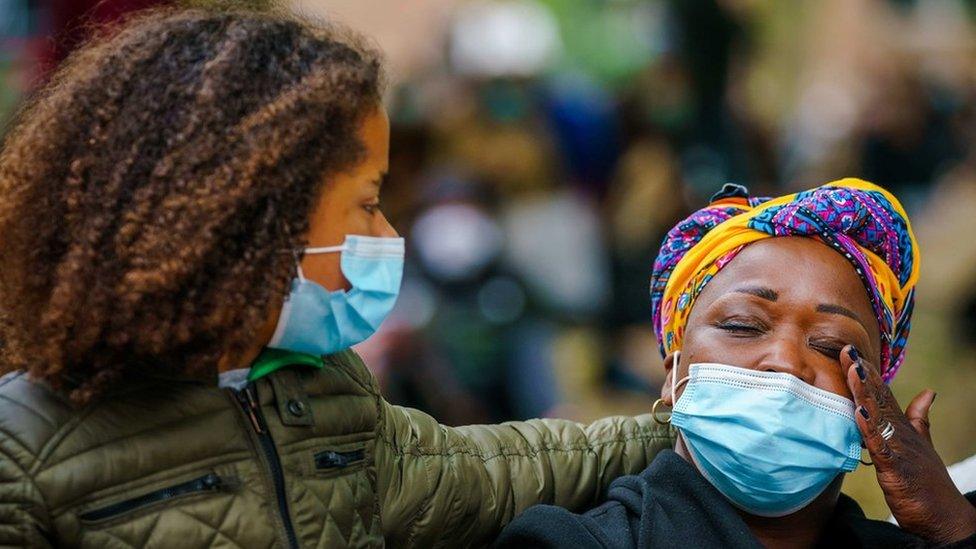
[[842, 344, 976, 543]]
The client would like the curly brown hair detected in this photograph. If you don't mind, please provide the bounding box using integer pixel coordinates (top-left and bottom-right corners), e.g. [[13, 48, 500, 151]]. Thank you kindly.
[[0, 7, 383, 403]]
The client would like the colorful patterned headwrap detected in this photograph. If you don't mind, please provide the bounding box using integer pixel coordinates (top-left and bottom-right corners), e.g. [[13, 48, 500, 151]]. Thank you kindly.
[[650, 178, 920, 382]]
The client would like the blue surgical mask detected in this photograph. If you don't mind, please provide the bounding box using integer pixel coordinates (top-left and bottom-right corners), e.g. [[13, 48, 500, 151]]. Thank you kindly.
[[268, 235, 404, 356], [670, 359, 862, 517]]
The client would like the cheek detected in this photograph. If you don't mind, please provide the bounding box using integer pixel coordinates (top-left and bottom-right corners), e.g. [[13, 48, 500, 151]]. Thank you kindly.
[[300, 253, 349, 292], [681, 327, 758, 369], [814, 367, 853, 400], [316, 208, 373, 243], [340, 207, 375, 237], [684, 327, 855, 399]]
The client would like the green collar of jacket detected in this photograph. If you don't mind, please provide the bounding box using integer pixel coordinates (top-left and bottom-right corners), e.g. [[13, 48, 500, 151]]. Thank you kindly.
[[247, 348, 324, 382]]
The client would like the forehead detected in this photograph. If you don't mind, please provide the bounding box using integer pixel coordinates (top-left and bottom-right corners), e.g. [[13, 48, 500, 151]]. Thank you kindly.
[[691, 237, 878, 334], [359, 106, 390, 159]]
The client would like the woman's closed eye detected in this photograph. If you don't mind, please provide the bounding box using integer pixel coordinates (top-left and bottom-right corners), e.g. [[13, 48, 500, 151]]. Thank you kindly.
[[714, 317, 767, 336], [808, 338, 845, 360]]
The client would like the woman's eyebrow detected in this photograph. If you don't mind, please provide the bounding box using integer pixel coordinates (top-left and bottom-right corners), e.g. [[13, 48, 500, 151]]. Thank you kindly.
[[372, 171, 388, 189], [816, 303, 868, 330], [733, 286, 779, 301]]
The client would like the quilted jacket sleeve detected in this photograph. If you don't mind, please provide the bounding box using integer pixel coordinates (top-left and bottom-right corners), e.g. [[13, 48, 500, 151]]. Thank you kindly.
[[374, 398, 673, 548], [0, 443, 52, 548]]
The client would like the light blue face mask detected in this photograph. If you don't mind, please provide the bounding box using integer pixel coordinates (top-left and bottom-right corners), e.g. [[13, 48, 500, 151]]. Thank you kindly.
[[268, 235, 404, 356], [670, 358, 862, 517]]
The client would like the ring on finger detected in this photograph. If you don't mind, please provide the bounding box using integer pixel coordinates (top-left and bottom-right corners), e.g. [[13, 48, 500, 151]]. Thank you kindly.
[[880, 420, 895, 441]]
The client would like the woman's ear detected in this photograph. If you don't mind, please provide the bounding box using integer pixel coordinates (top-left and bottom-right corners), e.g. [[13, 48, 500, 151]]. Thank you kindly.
[[663, 351, 678, 373], [661, 352, 679, 406]]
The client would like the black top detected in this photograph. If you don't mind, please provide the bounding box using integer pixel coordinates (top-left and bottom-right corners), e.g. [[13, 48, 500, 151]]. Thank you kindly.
[[494, 450, 976, 549]]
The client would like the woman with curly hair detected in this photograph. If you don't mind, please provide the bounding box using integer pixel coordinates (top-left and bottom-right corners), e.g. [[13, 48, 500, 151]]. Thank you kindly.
[[0, 7, 669, 548]]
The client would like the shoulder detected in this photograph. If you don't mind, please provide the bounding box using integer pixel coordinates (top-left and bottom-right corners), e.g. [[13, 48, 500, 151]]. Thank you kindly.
[[0, 370, 229, 470], [300, 350, 385, 435], [496, 504, 621, 548], [0, 371, 78, 463], [322, 349, 381, 396], [497, 472, 656, 548]]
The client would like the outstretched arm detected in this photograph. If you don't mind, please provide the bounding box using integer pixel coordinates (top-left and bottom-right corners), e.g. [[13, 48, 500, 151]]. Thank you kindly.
[[375, 398, 672, 547]]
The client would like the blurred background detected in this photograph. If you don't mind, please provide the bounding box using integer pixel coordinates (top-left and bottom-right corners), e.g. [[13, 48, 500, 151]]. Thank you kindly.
[[4, 0, 976, 519]]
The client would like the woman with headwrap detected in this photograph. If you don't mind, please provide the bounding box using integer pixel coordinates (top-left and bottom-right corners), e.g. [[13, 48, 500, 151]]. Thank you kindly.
[[496, 179, 976, 548]]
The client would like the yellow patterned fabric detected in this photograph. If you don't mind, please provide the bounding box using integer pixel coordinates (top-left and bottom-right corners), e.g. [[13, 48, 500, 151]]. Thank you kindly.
[[651, 178, 919, 381]]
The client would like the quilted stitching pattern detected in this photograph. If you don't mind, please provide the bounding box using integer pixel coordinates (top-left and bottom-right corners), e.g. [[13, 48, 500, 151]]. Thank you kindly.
[[0, 351, 672, 548], [0, 358, 388, 549], [64, 438, 384, 547], [293, 467, 379, 547], [76, 490, 277, 548]]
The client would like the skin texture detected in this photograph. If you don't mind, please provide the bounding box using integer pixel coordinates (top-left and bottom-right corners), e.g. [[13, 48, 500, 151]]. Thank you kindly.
[[658, 237, 975, 547], [224, 106, 397, 372]]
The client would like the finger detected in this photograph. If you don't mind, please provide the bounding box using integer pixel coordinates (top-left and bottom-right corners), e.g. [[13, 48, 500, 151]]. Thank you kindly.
[[844, 347, 885, 459], [847, 362, 886, 457], [843, 345, 905, 467], [844, 345, 882, 420], [846, 353, 872, 411], [841, 347, 868, 448], [839, 343, 858, 372], [904, 389, 935, 443], [843, 345, 901, 419], [854, 403, 894, 465]]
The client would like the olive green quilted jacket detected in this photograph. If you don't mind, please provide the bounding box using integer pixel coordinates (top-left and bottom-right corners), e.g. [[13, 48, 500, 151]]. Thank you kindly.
[[0, 349, 672, 548]]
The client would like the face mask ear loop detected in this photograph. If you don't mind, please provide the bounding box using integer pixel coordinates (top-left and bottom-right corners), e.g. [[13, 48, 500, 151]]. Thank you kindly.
[[653, 352, 691, 425], [294, 244, 345, 282], [304, 244, 347, 255], [291, 249, 307, 283], [671, 350, 691, 405]]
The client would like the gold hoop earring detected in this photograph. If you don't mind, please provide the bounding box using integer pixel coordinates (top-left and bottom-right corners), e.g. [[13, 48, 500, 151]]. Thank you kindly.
[[859, 456, 874, 467], [651, 398, 672, 425]]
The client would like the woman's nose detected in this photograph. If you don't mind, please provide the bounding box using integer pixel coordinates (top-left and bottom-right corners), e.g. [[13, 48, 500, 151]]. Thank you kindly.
[[374, 212, 399, 238], [755, 336, 816, 384]]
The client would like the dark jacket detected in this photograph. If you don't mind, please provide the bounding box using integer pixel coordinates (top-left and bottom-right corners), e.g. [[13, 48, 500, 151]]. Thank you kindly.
[[495, 450, 976, 549]]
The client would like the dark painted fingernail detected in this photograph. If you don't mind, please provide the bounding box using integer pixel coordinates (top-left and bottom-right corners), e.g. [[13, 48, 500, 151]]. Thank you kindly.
[[856, 362, 866, 382], [848, 346, 860, 362], [859, 406, 870, 420]]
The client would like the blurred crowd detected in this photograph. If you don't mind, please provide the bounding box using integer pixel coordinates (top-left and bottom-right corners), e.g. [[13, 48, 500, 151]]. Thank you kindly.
[[5, 0, 976, 518], [363, 0, 976, 438]]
